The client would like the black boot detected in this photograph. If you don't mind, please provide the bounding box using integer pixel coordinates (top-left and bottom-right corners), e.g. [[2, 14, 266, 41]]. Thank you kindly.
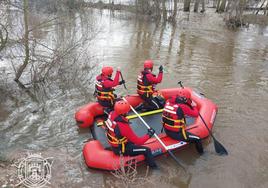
[[195, 140, 204, 155], [149, 163, 159, 170]]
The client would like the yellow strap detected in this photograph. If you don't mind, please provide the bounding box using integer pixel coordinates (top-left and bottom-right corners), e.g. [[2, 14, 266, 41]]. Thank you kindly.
[[107, 133, 127, 144], [164, 123, 187, 139], [98, 96, 114, 100], [96, 90, 113, 94], [163, 115, 185, 123], [121, 142, 125, 153], [137, 84, 153, 93], [182, 128, 187, 140], [137, 84, 153, 89], [108, 139, 127, 144], [164, 123, 185, 129], [107, 133, 127, 153], [138, 89, 153, 93]]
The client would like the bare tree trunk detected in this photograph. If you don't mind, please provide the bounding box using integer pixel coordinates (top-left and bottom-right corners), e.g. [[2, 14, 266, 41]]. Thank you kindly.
[[15, 0, 30, 82], [135, 0, 138, 12], [0, 24, 8, 52], [177, 33, 186, 62], [201, 0, 205, 12], [216, 0, 221, 12], [173, 0, 178, 18], [219, 0, 227, 12], [184, 0, 191, 11], [266, 0, 268, 15], [256, 0, 266, 15], [237, 0, 246, 25], [212, 0, 217, 8], [162, 0, 167, 21], [155, 22, 166, 55], [225, 0, 246, 28], [168, 23, 177, 53], [225, 0, 230, 12], [154, 0, 161, 18], [136, 0, 149, 14], [194, 0, 200, 12]]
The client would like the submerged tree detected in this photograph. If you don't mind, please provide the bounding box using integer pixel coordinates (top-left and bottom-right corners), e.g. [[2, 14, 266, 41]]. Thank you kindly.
[[14, 0, 30, 82], [184, 0, 205, 13], [1, 0, 98, 93], [225, 0, 247, 28], [0, 1, 8, 52], [0, 24, 8, 52], [184, 0, 191, 11], [219, 0, 227, 12]]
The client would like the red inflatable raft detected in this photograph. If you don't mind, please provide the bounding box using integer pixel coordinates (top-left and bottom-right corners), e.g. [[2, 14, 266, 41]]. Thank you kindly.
[[75, 87, 217, 170]]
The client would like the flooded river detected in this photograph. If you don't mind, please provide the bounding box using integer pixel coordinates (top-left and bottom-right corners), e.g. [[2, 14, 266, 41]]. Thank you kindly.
[[0, 5, 268, 188]]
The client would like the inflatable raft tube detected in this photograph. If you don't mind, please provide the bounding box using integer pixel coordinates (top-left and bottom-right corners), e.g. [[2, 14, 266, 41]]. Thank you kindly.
[[75, 87, 217, 170]]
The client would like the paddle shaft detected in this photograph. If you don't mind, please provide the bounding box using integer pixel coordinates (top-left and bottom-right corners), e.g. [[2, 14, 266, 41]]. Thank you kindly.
[[198, 112, 215, 139], [199, 112, 228, 155], [122, 97, 186, 170], [119, 72, 127, 90], [178, 81, 184, 88], [179, 81, 227, 155], [179, 81, 213, 137]]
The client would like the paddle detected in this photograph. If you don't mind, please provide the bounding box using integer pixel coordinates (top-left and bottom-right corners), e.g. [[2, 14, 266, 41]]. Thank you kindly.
[[178, 81, 228, 155], [122, 97, 187, 171], [178, 81, 184, 88], [199, 113, 228, 155], [119, 72, 127, 90]]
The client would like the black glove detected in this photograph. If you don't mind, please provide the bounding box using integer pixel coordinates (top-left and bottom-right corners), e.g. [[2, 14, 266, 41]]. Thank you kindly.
[[175, 96, 185, 104], [159, 65, 163, 73], [186, 99, 193, 109], [147, 128, 155, 138], [119, 80, 125, 85]]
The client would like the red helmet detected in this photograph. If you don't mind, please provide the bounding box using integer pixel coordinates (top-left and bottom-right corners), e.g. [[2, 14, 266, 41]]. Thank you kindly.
[[114, 100, 131, 115], [102, 66, 113, 76], [178, 90, 191, 99], [144, 60, 154, 69]]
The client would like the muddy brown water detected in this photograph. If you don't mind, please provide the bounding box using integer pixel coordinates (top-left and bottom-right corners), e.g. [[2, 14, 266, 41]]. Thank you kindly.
[[0, 7, 268, 188]]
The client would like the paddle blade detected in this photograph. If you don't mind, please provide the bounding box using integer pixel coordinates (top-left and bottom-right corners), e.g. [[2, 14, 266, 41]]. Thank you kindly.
[[213, 137, 228, 155]]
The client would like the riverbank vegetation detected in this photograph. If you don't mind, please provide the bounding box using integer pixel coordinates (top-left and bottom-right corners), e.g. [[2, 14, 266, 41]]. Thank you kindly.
[[0, 0, 97, 94], [80, 0, 268, 27]]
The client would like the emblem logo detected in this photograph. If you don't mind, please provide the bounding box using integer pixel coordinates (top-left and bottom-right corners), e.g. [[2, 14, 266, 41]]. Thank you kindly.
[[15, 153, 53, 188]]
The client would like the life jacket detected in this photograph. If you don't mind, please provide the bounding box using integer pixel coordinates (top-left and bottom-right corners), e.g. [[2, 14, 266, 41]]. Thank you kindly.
[[95, 75, 116, 104], [137, 71, 156, 97], [162, 100, 187, 139], [105, 112, 128, 153]]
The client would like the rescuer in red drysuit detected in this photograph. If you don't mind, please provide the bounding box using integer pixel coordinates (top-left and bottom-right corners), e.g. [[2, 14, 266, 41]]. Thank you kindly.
[[105, 100, 158, 168], [162, 91, 204, 154], [95, 66, 125, 113], [137, 60, 164, 110]]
